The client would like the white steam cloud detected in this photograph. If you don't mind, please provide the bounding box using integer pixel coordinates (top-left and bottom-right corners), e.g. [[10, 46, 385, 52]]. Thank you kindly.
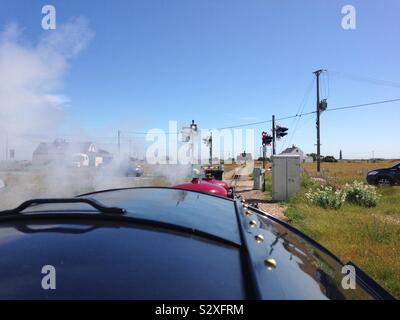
[[0, 17, 94, 159]]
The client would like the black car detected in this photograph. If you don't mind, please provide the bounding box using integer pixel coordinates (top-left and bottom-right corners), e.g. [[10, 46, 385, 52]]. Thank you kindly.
[[366, 162, 400, 186], [125, 164, 144, 177], [118, 161, 144, 177], [0, 188, 394, 300]]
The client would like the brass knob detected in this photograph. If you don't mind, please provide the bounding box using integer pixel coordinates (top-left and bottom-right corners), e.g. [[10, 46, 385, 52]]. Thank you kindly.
[[249, 220, 257, 227], [264, 258, 277, 270]]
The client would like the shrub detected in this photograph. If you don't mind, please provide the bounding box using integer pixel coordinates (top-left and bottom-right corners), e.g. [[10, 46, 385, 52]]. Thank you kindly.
[[305, 186, 346, 209], [344, 181, 380, 207], [322, 156, 338, 163], [301, 175, 314, 189]]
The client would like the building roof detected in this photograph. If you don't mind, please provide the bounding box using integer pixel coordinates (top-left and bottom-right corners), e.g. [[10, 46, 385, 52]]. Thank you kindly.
[[280, 145, 303, 154], [33, 139, 95, 155]]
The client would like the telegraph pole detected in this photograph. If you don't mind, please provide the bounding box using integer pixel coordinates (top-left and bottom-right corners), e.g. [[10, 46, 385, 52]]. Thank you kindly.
[[118, 130, 121, 156], [314, 69, 323, 172], [272, 115, 276, 155]]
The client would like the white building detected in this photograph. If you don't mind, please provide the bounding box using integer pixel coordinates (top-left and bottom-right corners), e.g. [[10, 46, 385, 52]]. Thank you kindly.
[[280, 145, 313, 163], [32, 139, 109, 167]]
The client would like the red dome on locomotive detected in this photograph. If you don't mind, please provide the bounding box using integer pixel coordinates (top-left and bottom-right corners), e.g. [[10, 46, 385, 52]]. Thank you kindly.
[[202, 176, 230, 192], [174, 178, 228, 197]]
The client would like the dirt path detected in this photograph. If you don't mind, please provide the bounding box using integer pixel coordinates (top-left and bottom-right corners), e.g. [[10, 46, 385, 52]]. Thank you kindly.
[[224, 168, 286, 220]]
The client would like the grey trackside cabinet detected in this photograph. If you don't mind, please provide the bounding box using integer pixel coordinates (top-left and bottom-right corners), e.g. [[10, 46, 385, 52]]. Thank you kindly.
[[272, 155, 301, 201], [253, 168, 264, 190]]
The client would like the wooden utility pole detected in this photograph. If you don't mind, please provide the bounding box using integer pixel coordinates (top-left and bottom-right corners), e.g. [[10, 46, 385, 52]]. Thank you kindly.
[[272, 115, 276, 155], [314, 69, 323, 172]]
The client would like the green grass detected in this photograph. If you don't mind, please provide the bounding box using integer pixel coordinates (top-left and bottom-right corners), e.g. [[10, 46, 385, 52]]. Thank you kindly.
[[284, 177, 400, 298], [283, 206, 303, 223], [263, 174, 272, 194]]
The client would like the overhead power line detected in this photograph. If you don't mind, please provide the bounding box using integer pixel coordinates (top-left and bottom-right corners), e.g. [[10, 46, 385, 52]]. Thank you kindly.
[[325, 98, 400, 112], [282, 77, 315, 151], [217, 97, 400, 130], [329, 71, 400, 89], [10, 98, 400, 141]]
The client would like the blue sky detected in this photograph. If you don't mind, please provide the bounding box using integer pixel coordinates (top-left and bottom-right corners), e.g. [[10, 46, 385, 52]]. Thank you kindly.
[[1, 0, 400, 159]]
